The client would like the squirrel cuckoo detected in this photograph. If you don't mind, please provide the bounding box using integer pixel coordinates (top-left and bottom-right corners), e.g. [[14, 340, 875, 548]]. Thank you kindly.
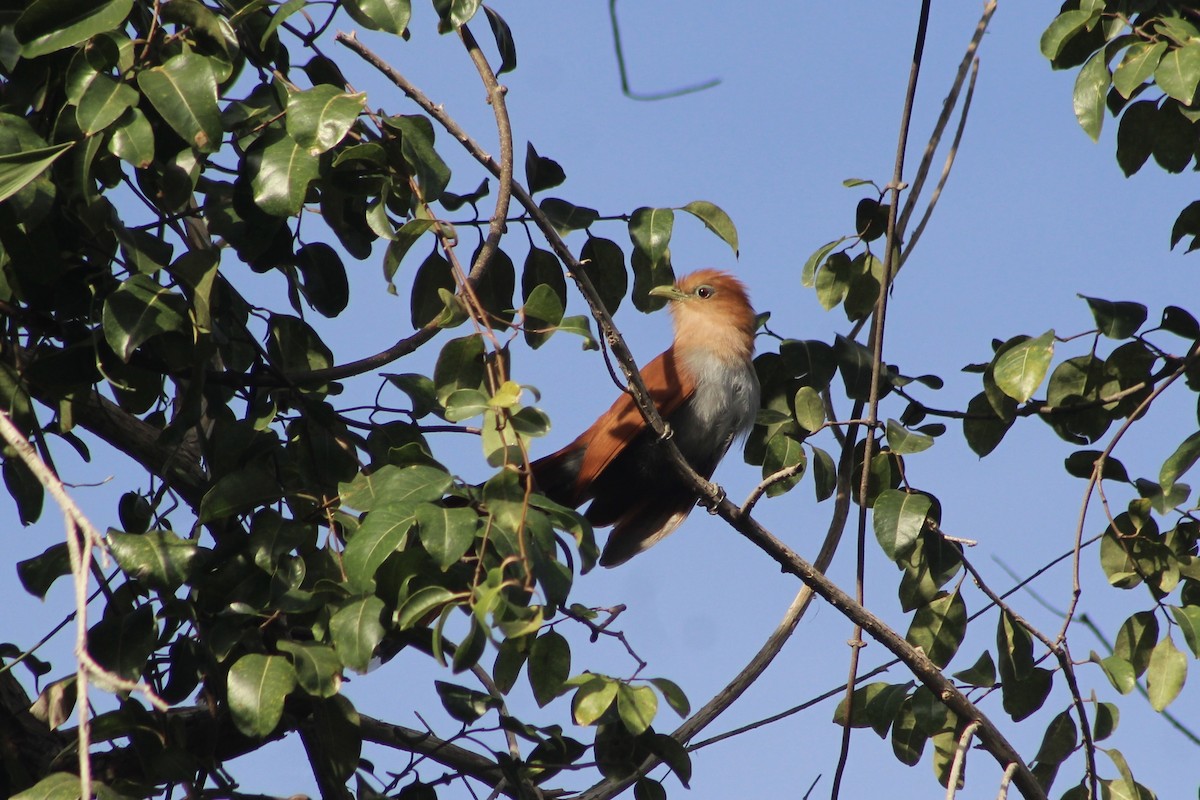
[[531, 269, 760, 566]]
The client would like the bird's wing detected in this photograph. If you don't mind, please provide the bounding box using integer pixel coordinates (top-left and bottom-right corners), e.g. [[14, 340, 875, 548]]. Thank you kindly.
[[571, 348, 696, 497]]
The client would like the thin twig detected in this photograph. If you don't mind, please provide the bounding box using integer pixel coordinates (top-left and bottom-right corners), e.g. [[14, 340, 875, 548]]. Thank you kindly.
[[834, 3, 932, 796], [945, 720, 981, 800]]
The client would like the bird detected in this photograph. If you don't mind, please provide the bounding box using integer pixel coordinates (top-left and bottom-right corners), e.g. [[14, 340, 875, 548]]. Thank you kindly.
[[531, 269, 760, 567]]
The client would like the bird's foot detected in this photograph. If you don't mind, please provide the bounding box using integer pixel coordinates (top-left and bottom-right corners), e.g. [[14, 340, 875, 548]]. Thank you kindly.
[[698, 485, 726, 514]]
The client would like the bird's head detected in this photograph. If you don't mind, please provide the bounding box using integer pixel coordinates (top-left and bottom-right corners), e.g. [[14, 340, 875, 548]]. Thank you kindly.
[[649, 269, 757, 362]]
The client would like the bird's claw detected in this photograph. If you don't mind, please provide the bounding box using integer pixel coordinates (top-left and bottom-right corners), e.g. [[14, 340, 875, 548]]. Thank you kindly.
[[658, 423, 674, 442], [699, 485, 725, 514]]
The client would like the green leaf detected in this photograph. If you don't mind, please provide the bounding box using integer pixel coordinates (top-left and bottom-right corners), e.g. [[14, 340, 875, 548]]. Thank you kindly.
[[963, 391, 1014, 457], [905, 589, 966, 668], [801, 238, 847, 288], [1095, 652, 1137, 694], [628, 207, 674, 265], [572, 676, 617, 726], [1147, 634, 1187, 711], [793, 386, 825, 432], [1156, 42, 1200, 104], [342, 503, 417, 590], [198, 461, 283, 523], [1114, 610, 1159, 678], [951, 650, 996, 688], [647, 677, 689, 718], [1093, 702, 1119, 741], [248, 126, 320, 216], [227, 654, 297, 738], [1080, 295, 1147, 339], [580, 236, 627, 314], [107, 529, 202, 591], [286, 86, 365, 155], [387, 115, 451, 203], [483, 6, 517, 74], [831, 681, 911, 738], [136, 52, 221, 152], [1040, 9, 1092, 61], [872, 489, 931, 561], [16, 543, 71, 599], [385, 373, 440, 419], [1113, 40, 1167, 98], [681, 200, 738, 256], [762, 431, 805, 497], [1116, 100, 1156, 177], [435, 680, 499, 723], [1160, 430, 1200, 494], [885, 418, 933, 455], [330, 596, 386, 674], [993, 330, 1055, 403], [75, 73, 138, 135], [810, 446, 836, 502], [1063, 450, 1129, 482], [616, 684, 658, 736], [342, 0, 411, 34], [339, 464, 453, 512], [296, 242, 349, 317], [433, 335, 486, 405], [1161, 304, 1200, 338], [410, 249, 455, 327], [1001, 667, 1053, 722], [523, 282, 565, 349], [416, 502, 478, 570], [1033, 710, 1077, 768], [11, 772, 93, 799], [1170, 604, 1200, 657], [997, 609, 1034, 682], [890, 698, 926, 766], [525, 142, 565, 194], [540, 197, 599, 235], [102, 275, 190, 362], [0, 142, 73, 205], [15, 0, 133, 58], [276, 641, 343, 698], [528, 630, 570, 707], [1073, 49, 1110, 141], [396, 585, 458, 630]]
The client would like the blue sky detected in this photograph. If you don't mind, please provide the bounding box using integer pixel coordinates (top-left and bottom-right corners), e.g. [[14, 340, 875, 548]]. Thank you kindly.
[[6, 2, 1200, 798]]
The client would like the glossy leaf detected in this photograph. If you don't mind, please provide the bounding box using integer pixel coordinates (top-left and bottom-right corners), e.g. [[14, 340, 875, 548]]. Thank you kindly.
[[286, 86, 365, 155], [248, 127, 320, 217], [681, 200, 738, 255], [616, 684, 658, 736], [15, 0, 133, 58], [529, 630, 570, 707], [951, 650, 996, 688], [330, 596, 386, 674], [342, 503, 417, 589], [580, 236, 627, 314], [540, 197, 599, 234], [872, 489, 930, 561], [136, 53, 221, 152], [416, 502, 478, 570], [1080, 295, 1147, 339], [228, 654, 297, 738], [1160, 430, 1200, 494], [1170, 604, 1200, 657], [793, 386, 825, 432], [890, 698, 926, 766], [762, 431, 805, 497], [1147, 635, 1187, 711], [75, 74, 137, 135], [885, 419, 933, 455], [831, 681, 911, 738], [107, 529, 202, 591], [436, 680, 499, 723], [905, 589, 966, 668], [339, 465, 453, 512], [1073, 49, 1110, 141], [1113, 40, 1167, 98], [396, 585, 458, 630], [102, 275, 190, 362], [1156, 42, 1200, 103], [276, 641, 342, 698], [572, 676, 617, 726], [388, 115, 451, 203], [628, 207, 674, 265], [342, 0, 411, 34], [993, 330, 1055, 403]]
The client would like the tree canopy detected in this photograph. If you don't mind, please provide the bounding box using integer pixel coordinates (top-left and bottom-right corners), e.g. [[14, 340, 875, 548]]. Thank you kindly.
[[3, 1, 1200, 799]]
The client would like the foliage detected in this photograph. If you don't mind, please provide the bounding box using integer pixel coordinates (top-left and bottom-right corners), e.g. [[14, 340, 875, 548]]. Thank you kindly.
[[0, 1, 1199, 799]]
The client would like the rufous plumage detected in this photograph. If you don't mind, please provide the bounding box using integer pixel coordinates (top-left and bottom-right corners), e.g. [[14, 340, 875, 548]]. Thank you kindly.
[[532, 269, 760, 566]]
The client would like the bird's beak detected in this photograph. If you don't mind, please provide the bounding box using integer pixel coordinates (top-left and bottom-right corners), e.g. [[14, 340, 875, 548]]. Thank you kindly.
[[648, 284, 687, 302]]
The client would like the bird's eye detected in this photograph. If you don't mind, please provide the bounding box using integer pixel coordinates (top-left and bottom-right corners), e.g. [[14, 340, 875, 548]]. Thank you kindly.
[[695, 285, 715, 299]]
